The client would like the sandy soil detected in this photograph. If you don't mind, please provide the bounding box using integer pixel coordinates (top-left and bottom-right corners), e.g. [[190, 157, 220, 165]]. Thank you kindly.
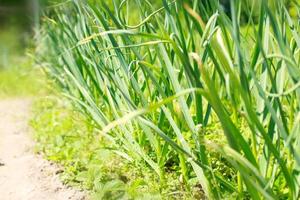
[[0, 99, 86, 200]]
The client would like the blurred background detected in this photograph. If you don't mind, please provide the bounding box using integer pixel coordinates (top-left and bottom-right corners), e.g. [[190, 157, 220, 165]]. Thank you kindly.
[[0, 0, 41, 68], [0, 0, 46, 97]]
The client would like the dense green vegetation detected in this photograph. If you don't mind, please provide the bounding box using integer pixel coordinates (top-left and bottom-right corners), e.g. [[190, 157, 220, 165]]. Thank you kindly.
[[37, 0, 300, 199], [31, 95, 204, 199]]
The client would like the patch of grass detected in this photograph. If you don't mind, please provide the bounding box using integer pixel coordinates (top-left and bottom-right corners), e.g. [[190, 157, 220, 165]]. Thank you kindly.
[[0, 57, 44, 98], [0, 28, 45, 98]]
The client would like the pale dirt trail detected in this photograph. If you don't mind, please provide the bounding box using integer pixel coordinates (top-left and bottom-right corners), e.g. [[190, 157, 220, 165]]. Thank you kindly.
[[0, 99, 86, 200]]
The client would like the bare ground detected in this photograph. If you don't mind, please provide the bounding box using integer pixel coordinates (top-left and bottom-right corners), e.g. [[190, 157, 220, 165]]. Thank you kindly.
[[0, 99, 86, 200]]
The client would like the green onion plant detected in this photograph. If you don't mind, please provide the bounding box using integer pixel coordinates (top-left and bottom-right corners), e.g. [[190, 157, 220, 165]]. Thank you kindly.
[[39, 0, 300, 199]]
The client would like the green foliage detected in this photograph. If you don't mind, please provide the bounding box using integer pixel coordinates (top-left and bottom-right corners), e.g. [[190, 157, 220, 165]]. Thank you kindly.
[[38, 0, 300, 199], [31, 96, 203, 199]]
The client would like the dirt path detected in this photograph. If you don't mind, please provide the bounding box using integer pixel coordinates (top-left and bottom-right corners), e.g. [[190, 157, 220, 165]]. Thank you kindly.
[[0, 99, 86, 200]]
